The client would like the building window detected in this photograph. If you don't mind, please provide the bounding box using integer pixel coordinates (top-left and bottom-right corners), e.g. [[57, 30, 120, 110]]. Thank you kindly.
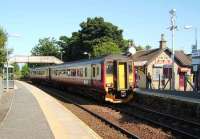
[[153, 68, 162, 80], [163, 68, 172, 79], [106, 63, 113, 75]]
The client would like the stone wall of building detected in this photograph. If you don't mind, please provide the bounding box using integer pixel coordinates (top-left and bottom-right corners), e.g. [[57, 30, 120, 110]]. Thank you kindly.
[[136, 51, 193, 91]]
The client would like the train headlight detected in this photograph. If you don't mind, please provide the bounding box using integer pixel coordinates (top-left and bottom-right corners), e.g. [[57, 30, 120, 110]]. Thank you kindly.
[[129, 82, 133, 87]]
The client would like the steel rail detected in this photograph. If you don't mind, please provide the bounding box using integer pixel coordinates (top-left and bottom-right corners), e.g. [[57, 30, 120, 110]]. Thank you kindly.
[[29, 81, 199, 139], [41, 87, 139, 139], [106, 103, 200, 139]]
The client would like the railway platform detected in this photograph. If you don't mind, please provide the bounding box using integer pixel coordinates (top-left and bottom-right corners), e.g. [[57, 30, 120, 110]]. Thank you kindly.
[[0, 80, 101, 139], [135, 88, 200, 104]]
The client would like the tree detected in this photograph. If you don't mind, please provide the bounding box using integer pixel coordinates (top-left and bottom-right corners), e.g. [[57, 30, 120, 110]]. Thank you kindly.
[[145, 45, 151, 50], [0, 27, 7, 48], [0, 28, 7, 70], [135, 45, 144, 51], [121, 39, 135, 53], [57, 17, 125, 61], [92, 41, 121, 57], [79, 17, 124, 48], [31, 37, 61, 58], [21, 64, 29, 78], [12, 63, 21, 79], [57, 36, 72, 61]]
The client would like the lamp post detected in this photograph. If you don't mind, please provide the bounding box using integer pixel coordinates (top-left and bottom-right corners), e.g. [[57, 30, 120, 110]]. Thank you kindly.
[[184, 26, 198, 91], [5, 33, 20, 92], [184, 26, 198, 51], [83, 52, 91, 59], [59, 49, 63, 61], [168, 9, 177, 90], [6, 48, 9, 92]]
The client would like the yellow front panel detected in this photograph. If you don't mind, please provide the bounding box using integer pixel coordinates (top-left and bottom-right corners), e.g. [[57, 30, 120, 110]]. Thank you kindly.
[[106, 75, 113, 84], [118, 63, 125, 89]]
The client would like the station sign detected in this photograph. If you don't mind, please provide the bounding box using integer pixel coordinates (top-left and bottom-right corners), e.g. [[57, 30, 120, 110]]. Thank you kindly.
[[192, 50, 200, 57], [193, 65, 198, 72]]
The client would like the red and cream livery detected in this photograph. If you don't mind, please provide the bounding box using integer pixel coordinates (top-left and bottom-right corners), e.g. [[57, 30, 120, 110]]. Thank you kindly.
[[29, 54, 135, 103]]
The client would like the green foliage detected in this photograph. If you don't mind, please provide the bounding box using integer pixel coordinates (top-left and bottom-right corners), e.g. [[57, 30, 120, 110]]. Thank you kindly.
[[92, 41, 121, 57], [12, 63, 21, 79], [21, 64, 29, 78], [0, 28, 7, 70], [135, 45, 144, 51], [79, 17, 124, 48], [121, 39, 135, 52], [0, 27, 7, 48], [57, 36, 72, 61], [31, 37, 61, 58], [145, 45, 151, 50], [57, 17, 124, 61]]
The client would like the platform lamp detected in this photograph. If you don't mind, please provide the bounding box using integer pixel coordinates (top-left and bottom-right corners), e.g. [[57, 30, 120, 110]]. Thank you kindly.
[[83, 52, 91, 60], [168, 9, 178, 90], [184, 25, 198, 91], [184, 26, 198, 51]]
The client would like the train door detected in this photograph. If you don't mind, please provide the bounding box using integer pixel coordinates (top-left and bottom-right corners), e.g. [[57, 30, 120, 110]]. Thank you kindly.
[[118, 63, 126, 90], [91, 64, 96, 86], [179, 72, 185, 91]]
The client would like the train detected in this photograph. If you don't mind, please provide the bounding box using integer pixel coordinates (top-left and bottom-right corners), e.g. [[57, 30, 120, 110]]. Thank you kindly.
[[29, 54, 136, 103]]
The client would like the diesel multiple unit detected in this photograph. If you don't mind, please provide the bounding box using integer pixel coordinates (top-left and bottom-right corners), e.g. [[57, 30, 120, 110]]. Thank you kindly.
[[29, 55, 135, 103]]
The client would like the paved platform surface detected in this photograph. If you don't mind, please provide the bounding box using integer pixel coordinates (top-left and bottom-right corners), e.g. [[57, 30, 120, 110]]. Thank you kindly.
[[135, 88, 200, 104], [0, 81, 101, 139]]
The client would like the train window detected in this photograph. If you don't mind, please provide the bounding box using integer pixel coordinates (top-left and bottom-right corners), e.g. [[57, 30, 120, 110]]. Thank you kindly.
[[67, 69, 70, 76], [93, 67, 95, 77], [80, 68, 83, 77], [71, 69, 76, 76], [128, 64, 133, 74], [97, 66, 99, 76], [77, 69, 80, 76], [85, 68, 87, 77], [106, 63, 113, 75]]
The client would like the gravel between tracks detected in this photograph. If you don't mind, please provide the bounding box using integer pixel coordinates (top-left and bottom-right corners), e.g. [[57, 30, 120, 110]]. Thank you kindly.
[[60, 101, 128, 139], [47, 88, 173, 139]]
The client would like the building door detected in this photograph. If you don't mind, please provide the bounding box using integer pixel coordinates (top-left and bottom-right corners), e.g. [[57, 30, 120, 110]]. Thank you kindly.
[[179, 72, 185, 90]]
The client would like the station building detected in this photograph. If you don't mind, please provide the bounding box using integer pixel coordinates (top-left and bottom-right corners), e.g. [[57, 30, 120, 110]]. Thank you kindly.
[[132, 34, 193, 91]]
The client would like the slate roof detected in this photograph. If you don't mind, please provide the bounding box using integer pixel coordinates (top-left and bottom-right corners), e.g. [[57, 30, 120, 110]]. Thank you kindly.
[[132, 48, 192, 67], [175, 51, 192, 66], [131, 48, 163, 64]]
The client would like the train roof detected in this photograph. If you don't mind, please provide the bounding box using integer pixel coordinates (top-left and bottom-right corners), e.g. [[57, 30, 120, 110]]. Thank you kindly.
[[30, 54, 132, 70]]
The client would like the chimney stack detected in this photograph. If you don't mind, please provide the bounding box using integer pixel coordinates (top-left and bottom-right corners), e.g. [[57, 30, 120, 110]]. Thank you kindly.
[[160, 34, 167, 49]]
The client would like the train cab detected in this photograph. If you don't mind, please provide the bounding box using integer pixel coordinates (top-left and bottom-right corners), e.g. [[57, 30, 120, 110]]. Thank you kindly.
[[104, 56, 135, 103]]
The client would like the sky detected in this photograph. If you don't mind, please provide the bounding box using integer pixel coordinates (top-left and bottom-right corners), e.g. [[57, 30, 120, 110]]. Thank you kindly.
[[0, 0, 199, 56]]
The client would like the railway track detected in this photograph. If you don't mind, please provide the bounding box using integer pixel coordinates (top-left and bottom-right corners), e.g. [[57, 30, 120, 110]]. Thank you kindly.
[[40, 86, 139, 139], [107, 103, 200, 139], [31, 82, 200, 139]]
